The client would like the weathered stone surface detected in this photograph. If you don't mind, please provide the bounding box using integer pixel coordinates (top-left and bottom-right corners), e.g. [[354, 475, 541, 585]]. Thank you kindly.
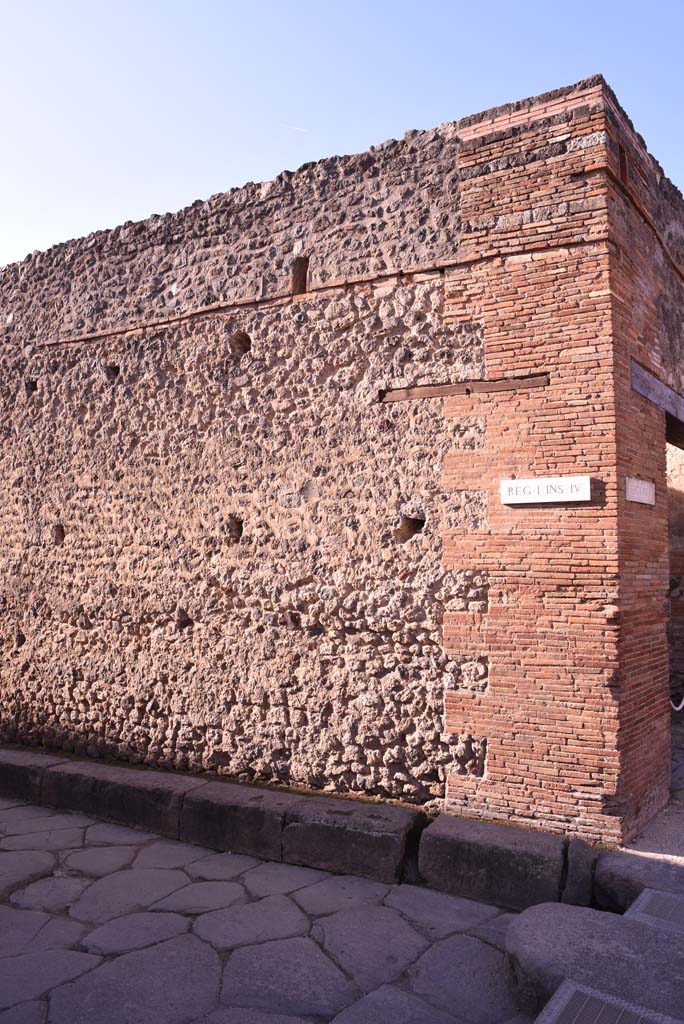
[[561, 838, 597, 907], [187, 852, 259, 881], [293, 875, 389, 916], [408, 934, 519, 1024], [32, 917, 86, 950], [194, 894, 309, 949], [152, 880, 245, 913], [0, 806, 62, 830], [1, 812, 93, 836], [83, 911, 189, 954], [419, 815, 565, 910], [180, 782, 297, 860], [196, 1011, 310, 1024], [0, 905, 51, 956], [68, 868, 189, 923], [49, 935, 220, 1024], [85, 823, 157, 846], [384, 883, 499, 939], [467, 911, 517, 952], [0, 1001, 47, 1024], [1, 828, 84, 852], [282, 796, 424, 883], [0, 950, 100, 1010], [0, 851, 54, 898], [0, 749, 67, 803], [42, 762, 206, 837], [593, 850, 684, 912], [221, 937, 357, 1017], [10, 876, 89, 913], [332, 985, 458, 1024], [312, 906, 428, 991], [243, 862, 329, 898], [133, 840, 208, 870], [0, 798, 26, 812], [506, 903, 684, 1018], [0, 262, 479, 818], [0, 905, 84, 956], [64, 846, 138, 877]]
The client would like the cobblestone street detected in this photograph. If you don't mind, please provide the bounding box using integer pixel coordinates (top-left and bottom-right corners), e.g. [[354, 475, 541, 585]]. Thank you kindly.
[[0, 796, 527, 1024]]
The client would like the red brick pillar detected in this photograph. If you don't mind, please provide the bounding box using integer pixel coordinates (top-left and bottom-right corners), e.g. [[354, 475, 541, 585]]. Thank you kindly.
[[442, 83, 638, 842]]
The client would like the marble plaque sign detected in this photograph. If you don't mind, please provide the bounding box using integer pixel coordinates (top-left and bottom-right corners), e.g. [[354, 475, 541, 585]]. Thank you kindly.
[[625, 477, 656, 505], [500, 475, 591, 505]]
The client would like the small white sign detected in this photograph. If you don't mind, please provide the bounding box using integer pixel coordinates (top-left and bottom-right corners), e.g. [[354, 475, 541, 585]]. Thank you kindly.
[[500, 475, 591, 505], [626, 477, 655, 505]]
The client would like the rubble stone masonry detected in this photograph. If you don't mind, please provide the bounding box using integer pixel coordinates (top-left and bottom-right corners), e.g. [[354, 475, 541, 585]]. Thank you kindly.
[[1, 76, 682, 843]]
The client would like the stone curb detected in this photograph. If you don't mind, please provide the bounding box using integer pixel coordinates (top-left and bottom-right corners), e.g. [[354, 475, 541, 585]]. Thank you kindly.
[[593, 849, 684, 912], [418, 814, 570, 910], [0, 748, 421, 884], [282, 792, 426, 884], [41, 760, 207, 838], [3, 745, 668, 906], [506, 903, 684, 1019]]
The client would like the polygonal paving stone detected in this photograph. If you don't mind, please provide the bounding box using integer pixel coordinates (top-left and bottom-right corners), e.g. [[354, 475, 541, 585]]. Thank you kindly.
[[152, 880, 245, 914], [408, 934, 519, 1024], [49, 935, 220, 1024], [11, 876, 90, 913], [0, 950, 100, 1010], [332, 984, 459, 1024], [133, 841, 209, 870], [69, 868, 189, 923], [0, 851, 54, 898], [0, 1001, 47, 1024], [195, 894, 309, 950], [242, 862, 329, 898], [187, 852, 259, 881], [221, 937, 356, 1017], [293, 875, 388, 916], [384, 884, 500, 940], [1, 828, 84, 852], [85, 823, 157, 846], [0, 906, 52, 957], [0, 806, 58, 829], [33, 918, 86, 951], [83, 911, 189, 954], [1, 814, 93, 836], [64, 846, 138, 878], [467, 912, 517, 952], [196, 1011, 312, 1024], [0, 906, 85, 957], [312, 906, 428, 992]]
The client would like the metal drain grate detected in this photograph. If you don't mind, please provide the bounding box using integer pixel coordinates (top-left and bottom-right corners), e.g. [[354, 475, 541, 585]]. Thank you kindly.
[[626, 888, 684, 934], [534, 981, 684, 1024]]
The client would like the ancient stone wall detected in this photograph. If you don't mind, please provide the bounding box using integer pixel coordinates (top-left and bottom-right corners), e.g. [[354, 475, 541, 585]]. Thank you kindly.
[[0, 272, 487, 806], [2, 76, 682, 840], [0, 126, 460, 345]]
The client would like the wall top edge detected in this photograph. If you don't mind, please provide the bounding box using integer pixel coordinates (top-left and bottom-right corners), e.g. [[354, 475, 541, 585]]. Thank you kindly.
[[0, 75, 677, 281]]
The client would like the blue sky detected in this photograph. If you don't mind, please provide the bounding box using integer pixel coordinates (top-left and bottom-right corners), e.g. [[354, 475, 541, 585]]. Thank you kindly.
[[2, 0, 682, 267]]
